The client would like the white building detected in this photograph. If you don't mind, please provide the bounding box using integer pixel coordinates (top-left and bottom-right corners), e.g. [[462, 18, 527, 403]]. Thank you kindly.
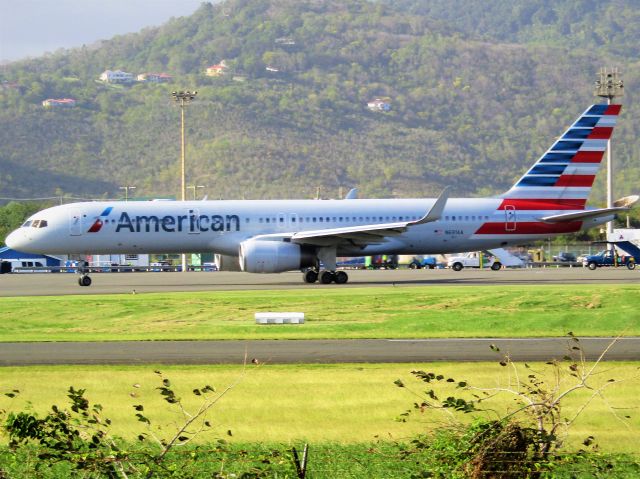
[[42, 98, 76, 108], [137, 73, 173, 83], [367, 98, 391, 112], [99, 70, 134, 84]]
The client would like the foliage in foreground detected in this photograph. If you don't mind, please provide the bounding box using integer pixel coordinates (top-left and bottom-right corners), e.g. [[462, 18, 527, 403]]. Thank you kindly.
[[1, 335, 639, 477], [394, 334, 639, 478], [0, 438, 638, 478]]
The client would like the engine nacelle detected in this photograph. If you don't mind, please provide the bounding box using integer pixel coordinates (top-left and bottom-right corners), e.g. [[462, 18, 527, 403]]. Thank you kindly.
[[239, 240, 315, 273]]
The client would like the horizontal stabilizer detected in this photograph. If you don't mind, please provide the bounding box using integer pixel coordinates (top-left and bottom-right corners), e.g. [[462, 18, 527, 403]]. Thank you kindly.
[[345, 188, 358, 200], [540, 207, 630, 223]]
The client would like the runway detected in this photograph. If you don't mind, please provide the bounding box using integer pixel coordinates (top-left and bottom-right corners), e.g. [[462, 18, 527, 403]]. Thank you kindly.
[[1, 337, 637, 366], [1, 267, 638, 296]]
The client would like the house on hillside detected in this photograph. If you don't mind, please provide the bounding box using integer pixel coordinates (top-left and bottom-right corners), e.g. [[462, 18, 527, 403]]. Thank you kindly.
[[206, 60, 229, 77], [99, 70, 134, 84], [1, 80, 21, 91], [42, 98, 76, 108], [367, 98, 391, 112], [137, 72, 173, 83]]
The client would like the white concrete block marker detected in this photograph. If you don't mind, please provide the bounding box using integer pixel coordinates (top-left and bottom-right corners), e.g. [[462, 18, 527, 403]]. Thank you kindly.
[[255, 312, 305, 324]]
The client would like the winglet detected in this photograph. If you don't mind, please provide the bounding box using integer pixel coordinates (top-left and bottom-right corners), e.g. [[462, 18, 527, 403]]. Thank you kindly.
[[412, 187, 450, 225], [345, 188, 358, 200]]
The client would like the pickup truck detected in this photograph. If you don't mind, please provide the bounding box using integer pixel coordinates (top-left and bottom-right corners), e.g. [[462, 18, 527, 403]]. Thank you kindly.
[[447, 252, 502, 271], [582, 250, 636, 270]]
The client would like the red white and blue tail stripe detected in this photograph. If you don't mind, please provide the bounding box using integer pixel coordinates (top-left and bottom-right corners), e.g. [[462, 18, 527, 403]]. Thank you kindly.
[[499, 103, 621, 206]]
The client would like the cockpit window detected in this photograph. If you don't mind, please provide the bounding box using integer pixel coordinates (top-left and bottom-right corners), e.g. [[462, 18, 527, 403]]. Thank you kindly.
[[22, 220, 32, 227], [29, 219, 48, 228]]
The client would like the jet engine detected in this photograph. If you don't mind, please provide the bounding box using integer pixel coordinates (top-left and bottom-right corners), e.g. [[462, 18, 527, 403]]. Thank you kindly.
[[239, 240, 316, 273]]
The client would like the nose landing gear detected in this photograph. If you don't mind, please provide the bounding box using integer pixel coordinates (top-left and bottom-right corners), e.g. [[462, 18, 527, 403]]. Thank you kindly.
[[78, 274, 92, 287]]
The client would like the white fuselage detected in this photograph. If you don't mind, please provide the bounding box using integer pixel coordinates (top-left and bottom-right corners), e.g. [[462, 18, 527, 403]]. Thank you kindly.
[[6, 198, 607, 259]]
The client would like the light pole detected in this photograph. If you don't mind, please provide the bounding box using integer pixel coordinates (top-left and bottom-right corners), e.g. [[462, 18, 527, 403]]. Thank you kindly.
[[119, 185, 136, 201], [187, 185, 206, 200], [172, 90, 197, 272], [594, 68, 623, 246]]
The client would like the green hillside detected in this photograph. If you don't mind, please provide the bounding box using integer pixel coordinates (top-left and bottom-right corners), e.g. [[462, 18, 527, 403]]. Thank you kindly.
[[0, 0, 638, 203]]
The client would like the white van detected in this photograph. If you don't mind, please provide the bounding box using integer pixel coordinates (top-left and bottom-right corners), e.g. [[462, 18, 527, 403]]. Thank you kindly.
[[8, 260, 49, 273]]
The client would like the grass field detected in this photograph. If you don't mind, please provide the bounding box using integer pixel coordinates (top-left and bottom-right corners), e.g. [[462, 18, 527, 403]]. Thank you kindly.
[[1, 363, 638, 453], [1, 284, 639, 341]]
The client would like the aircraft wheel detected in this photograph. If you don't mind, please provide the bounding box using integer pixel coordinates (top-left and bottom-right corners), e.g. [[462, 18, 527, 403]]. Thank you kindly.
[[78, 275, 92, 287], [303, 269, 319, 283], [409, 263, 418, 270], [452, 262, 463, 271], [588, 262, 597, 271], [491, 262, 502, 271], [320, 271, 335, 284], [627, 262, 636, 270], [335, 271, 349, 284]]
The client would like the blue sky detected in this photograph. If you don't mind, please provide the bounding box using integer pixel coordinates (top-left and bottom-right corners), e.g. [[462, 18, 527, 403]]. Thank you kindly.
[[0, 0, 209, 62]]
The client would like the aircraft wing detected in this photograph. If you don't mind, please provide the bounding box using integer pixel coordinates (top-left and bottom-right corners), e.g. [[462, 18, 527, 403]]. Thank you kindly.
[[289, 187, 450, 247], [250, 187, 450, 247]]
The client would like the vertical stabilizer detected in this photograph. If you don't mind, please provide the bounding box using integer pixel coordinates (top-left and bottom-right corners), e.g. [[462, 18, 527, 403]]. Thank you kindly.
[[500, 104, 621, 209]]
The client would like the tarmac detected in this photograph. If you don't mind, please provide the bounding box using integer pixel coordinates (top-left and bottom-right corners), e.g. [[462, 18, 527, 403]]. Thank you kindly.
[[0, 267, 637, 297]]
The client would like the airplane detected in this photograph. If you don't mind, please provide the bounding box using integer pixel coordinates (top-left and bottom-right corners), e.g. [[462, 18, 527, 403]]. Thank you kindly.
[[5, 103, 638, 286]]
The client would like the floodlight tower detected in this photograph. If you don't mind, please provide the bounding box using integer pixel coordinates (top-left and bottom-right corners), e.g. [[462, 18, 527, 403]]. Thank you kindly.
[[594, 67, 623, 241], [172, 90, 197, 273]]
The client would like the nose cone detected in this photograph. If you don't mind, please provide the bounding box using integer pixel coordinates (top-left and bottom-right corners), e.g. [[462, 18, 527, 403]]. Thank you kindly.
[[5, 229, 27, 251]]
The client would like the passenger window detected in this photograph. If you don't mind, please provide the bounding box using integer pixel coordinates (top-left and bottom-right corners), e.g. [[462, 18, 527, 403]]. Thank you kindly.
[[452, 216, 456, 221], [279, 217, 284, 223], [313, 218, 317, 223], [319, 217, 324, 222], [266, 218, 270, 223], [292, 217, 296, 223]]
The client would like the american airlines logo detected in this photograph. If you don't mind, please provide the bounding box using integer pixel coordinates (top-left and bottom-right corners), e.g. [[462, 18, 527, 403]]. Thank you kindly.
[[87, 207, 113, 233]]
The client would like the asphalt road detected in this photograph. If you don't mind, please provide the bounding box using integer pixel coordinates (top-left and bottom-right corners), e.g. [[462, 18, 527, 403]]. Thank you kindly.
[[1, 267, 638, 296], [1, 337, 637, 366]]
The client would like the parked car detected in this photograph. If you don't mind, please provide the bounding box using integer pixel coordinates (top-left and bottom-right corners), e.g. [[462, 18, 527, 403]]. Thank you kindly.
[[553, 251, 577, 262], [408, 256, 438, 269]]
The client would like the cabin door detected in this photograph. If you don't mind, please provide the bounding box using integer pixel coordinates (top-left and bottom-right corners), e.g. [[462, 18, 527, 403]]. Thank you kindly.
[[504, 205, 517, 232], [69, 208, 83, 236]]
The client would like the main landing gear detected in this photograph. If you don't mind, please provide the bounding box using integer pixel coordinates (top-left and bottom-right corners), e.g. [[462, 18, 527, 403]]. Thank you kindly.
[[78, 274, 92, 287], [302, 269, 349, 284]]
